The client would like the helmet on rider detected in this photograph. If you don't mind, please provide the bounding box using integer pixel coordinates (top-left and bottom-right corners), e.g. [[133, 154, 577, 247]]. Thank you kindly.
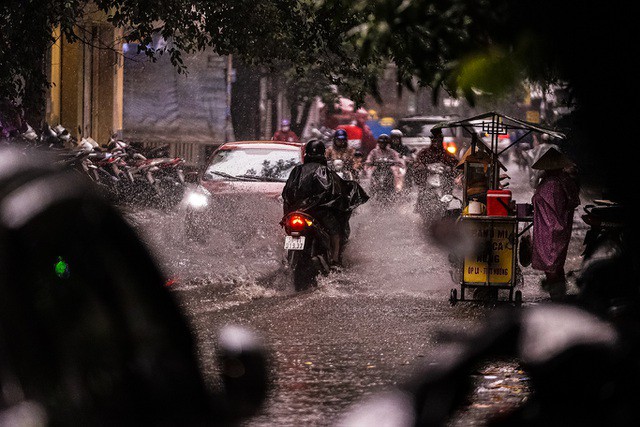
[[390, 129, 403, 145], [377, 134, 391, 149], [333, 129, 348, 149], [304, 138, 326, 162], [281, 119, 291, 131]]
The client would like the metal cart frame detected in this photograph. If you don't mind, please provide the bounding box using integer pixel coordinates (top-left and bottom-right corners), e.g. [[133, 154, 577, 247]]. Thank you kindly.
[[431, 112, 565, 305]]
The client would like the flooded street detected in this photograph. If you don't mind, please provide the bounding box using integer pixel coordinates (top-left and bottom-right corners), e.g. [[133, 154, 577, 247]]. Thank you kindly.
[[3, 2, 632, 424], [122, 160, 589, 426]]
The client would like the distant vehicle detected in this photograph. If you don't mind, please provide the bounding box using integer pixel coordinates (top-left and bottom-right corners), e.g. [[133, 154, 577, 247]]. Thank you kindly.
[[183, 140, 304, 241], [396, 115, 470, 159]]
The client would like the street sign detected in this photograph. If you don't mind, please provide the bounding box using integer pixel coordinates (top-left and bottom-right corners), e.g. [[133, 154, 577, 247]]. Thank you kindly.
[[526, 110, 541, 123]]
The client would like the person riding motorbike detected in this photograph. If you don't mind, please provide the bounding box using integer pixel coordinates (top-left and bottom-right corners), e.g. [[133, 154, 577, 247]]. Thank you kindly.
[[390, 128, 415, 190], [365, 134, 405, 193], [354, 108, 377, 158], [413, 127, 458, 186], [413, 127, 458, 213], [282, 139, 368, 268], [325, 129, 362, 178], [389, 129, 414, 158], [272, 119, 299, 143]]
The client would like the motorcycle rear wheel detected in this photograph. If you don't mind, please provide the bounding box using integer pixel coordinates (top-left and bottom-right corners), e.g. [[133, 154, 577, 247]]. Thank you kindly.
[[290, 251, 318, 291]]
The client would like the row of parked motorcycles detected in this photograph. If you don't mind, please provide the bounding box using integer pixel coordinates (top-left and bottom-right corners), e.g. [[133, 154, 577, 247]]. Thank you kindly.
[[3, 123, 188, 209]]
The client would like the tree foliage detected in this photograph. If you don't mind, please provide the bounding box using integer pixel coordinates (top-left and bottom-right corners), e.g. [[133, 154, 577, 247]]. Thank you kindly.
[[1, 0, 383, 121], [347, 0, 636, 197], [2, 0, 636, 179]]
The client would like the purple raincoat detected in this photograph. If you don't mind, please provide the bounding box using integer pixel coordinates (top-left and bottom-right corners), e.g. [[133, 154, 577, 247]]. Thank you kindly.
[[531, 170, 580, 273]]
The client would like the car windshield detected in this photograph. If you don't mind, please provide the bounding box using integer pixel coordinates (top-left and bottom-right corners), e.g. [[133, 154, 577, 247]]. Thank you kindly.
[[399, 120, 455, 138], [203, 146, 301, 182]]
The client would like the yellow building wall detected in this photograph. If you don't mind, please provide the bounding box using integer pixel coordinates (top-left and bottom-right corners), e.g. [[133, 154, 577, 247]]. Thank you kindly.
[[48, 20, 123, 146]]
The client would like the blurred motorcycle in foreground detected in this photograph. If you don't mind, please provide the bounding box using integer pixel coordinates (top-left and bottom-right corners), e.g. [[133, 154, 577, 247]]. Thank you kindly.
[[338, 300, 640, 427], [0, 146, 270, 425], [340, 188, 638, 426]]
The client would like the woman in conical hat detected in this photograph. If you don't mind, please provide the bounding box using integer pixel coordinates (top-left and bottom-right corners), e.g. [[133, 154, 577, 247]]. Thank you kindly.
[[530, 146, 580, 300], [531, 146, 573, 170]]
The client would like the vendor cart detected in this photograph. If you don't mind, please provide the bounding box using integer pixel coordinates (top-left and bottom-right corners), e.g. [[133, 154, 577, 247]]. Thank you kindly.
[[431, 112, 566, 305]]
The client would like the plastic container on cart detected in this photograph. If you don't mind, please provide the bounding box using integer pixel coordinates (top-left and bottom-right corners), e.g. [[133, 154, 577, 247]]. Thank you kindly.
[[487, 189, 512, 216]]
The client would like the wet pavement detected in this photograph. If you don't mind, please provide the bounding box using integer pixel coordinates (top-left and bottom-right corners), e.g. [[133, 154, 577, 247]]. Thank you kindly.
[[122, 158, 593, 426]]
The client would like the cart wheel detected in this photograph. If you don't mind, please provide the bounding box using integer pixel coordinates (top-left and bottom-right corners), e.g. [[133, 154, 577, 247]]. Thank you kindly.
[[449, 288, 458, 306], [514, 290, 523, 307]]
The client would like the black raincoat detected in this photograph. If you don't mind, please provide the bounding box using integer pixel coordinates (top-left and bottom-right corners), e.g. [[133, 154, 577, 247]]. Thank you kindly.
[[282, 157, 368, 234]]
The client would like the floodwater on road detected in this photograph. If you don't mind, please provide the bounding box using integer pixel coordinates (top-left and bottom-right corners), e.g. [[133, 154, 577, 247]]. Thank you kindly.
[[121, 159, 591, 426]]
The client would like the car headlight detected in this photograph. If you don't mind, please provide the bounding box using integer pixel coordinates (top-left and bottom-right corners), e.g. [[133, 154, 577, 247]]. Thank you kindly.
[[186, 191, 209, 209]]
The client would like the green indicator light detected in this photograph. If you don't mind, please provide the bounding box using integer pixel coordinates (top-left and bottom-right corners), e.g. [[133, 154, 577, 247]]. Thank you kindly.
[[54, 256, 70, 279]]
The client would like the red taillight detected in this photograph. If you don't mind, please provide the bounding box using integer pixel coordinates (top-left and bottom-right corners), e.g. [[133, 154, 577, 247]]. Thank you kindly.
[[288, 214, 312, 231], [289, 214, 306, 231]]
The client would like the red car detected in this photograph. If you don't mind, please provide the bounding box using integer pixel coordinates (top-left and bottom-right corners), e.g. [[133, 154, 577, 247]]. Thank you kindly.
[[184, 140, 304, 241]]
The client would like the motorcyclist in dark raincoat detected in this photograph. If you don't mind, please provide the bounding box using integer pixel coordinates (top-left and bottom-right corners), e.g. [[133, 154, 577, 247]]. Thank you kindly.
[[282, 139, 369, 267]]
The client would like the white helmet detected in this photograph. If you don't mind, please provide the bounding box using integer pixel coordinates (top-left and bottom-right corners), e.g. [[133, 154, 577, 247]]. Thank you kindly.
[[390, 129, 403, 138]]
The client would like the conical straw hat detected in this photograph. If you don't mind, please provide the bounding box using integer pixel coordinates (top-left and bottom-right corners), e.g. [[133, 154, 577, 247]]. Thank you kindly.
[[531, 147, 573, 170]]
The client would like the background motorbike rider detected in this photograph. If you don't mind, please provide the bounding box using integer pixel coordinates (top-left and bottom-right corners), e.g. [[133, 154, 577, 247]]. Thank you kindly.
[[389, 129, 414, 158], [390, 128, 415, 190], [282, 139, 369, 268], [325, 129, 362, 177], [413, 127, 458, 185], [413, 127, 458, 212], [354, 108, 377, 158], [272, 119, 299, 143], [365, 134, 405, 193]]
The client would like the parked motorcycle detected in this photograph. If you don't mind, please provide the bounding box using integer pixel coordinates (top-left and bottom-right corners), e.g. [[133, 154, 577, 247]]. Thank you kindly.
[[6, 123, 188, 209], [281, 211, 334, 291], [576, 200, 630, 315]]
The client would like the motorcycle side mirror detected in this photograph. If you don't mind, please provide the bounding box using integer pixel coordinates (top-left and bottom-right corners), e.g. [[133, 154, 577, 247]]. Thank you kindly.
[[216, 325, 270, 421]]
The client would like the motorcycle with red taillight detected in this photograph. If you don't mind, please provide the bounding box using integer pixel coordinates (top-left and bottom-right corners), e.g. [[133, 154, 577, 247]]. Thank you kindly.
[[280, 211, 333, 290]]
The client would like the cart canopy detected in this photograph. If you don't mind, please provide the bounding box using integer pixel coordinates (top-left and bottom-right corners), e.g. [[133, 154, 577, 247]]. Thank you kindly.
[[431, 111, 566, 140]]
